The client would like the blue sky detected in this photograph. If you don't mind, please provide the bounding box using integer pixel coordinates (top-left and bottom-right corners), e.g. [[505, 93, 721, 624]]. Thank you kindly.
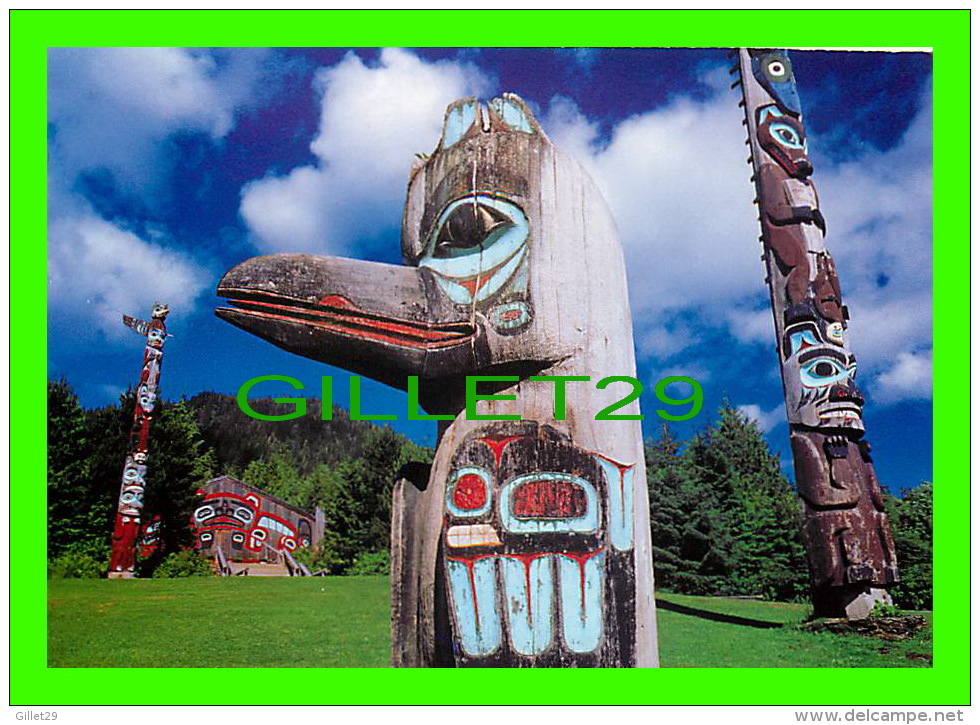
[[46, 47, 933, 493]]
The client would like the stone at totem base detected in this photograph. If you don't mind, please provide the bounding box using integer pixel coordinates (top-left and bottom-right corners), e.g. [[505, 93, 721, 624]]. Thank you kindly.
[[813, 584, 893, 621]]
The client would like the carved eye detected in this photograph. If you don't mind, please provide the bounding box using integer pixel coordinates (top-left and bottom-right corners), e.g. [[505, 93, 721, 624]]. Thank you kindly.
[[434, 202, 514, 258], [233, 506, 254, 524], [760, 52, 793, 84], [770, 122, 804, 149], [120, 487, 143, 506], [446, 467, 493, 517], [800, 357, 849, 388]]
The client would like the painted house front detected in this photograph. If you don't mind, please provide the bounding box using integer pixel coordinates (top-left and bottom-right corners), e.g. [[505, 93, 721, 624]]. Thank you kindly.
[[193, 475, 324, 563]]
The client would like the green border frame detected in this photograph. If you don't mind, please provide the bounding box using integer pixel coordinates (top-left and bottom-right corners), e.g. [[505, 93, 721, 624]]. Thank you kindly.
[[13, 9, 968, 706]]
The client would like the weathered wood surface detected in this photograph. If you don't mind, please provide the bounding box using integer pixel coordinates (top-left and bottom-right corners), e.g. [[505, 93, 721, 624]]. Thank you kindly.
[[218, 94, 658, 666], [735, 49, 899, 619]]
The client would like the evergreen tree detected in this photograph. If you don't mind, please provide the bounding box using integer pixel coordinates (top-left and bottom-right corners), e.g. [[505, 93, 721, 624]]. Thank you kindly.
[[885, 482, 932, 609], [711, 404, 807, 600], [47, 383, 216, 572], [323, 427, 428, 570], [140, 399, 216, 557], [47, 380, 102, 557], [242, 450, 307, 508], [646, 424, 691, 591], [647, 402, 808, 599], [678, 428, 738, 594]]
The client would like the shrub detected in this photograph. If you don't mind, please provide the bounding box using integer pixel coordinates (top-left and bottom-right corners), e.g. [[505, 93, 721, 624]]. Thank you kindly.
[[869, 600, 902, 619], [292, 541, 346, 575], [151, 549, 214, 578], [348, 549, 390, 576], [889, 562, 933, 611], [48, 545, 109, 579]]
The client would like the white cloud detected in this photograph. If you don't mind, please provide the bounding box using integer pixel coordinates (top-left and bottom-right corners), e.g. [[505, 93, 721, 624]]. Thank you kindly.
[[812, 85, 933, 393], [872, 349, 933, 404], [725, 306, 776, 346], [47, 47, 270, 347], [48, 208, 210, 337], [543, 84, 762, 318], [240, 48, 492, 254], [737, 403, 786, 434], [651, 364, 712, 387], [49, 47, 269, 197], [636, 322, 698, 358]]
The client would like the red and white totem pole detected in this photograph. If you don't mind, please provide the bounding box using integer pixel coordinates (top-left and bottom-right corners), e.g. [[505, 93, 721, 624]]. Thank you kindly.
[[733, 48, 899, 619], [107, 303, 170, 579]]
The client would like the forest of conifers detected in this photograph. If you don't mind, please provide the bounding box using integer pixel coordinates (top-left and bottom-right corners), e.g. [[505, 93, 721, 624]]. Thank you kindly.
[[46, 380, 932, 609]]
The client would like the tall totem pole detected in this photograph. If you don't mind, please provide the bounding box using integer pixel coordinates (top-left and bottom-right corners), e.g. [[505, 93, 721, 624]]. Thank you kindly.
[[733, 49, 899, 619], [107, 303, 170, 579], [217, 94, 658, 666]]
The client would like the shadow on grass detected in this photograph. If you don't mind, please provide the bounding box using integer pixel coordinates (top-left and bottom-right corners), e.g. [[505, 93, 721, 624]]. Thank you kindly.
[[655, 597, 785, 629]]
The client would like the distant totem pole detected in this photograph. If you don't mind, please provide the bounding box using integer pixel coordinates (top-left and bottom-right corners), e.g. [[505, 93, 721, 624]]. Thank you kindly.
[[217, 95, 658, 666], [107, 303, 170, 578], [733, 49, 899, 619]]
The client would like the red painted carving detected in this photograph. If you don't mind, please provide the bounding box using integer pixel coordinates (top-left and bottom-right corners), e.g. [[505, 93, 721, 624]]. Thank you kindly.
[[512, 480, 587, 519], [478, 435, 523, 467], [452, 473, 488, 510]]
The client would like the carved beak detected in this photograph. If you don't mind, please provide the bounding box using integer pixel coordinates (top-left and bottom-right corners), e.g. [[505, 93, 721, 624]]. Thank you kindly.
[[216, 254, 485, 389]]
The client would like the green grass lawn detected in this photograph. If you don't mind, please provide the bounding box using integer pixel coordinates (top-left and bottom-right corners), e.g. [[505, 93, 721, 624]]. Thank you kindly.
[[48, 577, 391, 667], [47, 578, 931, 668], [655, 592, 932, 668]]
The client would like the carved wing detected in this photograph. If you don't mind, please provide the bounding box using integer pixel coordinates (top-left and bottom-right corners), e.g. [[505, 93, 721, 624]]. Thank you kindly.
[[123, 315, 150, 336]]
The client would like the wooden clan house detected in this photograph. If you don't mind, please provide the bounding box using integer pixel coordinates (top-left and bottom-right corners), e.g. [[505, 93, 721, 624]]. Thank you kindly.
[[193, 475, 323, 563]]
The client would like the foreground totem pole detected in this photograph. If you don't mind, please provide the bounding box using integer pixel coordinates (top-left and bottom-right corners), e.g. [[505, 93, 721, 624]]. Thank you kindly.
[[217, 94, 658, 666], [733, 49, 899, 619], [107, 303, 170, 578]]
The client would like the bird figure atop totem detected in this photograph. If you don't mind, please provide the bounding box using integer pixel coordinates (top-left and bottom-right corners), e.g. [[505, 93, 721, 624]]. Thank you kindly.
[[216, 94, 659, 667]]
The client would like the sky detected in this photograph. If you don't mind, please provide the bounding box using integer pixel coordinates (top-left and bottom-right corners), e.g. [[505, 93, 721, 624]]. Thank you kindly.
[[46, 47, 933, 493]]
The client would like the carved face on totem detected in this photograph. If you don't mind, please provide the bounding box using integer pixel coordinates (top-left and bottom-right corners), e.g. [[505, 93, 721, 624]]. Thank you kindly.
[[119, 460, 146, 515], [146, 327, 166, 348], [407, 96, 540, 337], [757, 105, 812, 179], [138, 516, 162, 557], [151, 303, 170, 319], [440, 422, 636, 665], [137, 383, 156, 413], [781, 312, 864, 431], [750, 49, 801, 116]]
